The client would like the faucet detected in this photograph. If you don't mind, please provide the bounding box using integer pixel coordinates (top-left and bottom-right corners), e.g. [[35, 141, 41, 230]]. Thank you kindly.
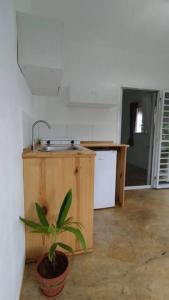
[[32, 120, 51, 152]]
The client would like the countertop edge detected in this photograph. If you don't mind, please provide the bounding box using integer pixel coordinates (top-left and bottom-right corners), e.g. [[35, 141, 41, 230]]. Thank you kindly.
[[22, 141, 129, 158], [80, 141, 129, 148], [22, 145, 96, 158]]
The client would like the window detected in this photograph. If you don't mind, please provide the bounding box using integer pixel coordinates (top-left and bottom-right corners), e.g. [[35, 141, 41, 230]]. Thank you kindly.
[[135, 107, 144, 133]]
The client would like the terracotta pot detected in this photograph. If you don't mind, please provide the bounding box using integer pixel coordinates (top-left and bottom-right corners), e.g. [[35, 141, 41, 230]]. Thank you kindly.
[[36, 251, 69, 297]]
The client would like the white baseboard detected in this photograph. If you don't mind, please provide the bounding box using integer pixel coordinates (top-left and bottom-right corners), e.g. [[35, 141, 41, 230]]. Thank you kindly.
[[125, 185, 151, 190], [17, 255, 25, 300]]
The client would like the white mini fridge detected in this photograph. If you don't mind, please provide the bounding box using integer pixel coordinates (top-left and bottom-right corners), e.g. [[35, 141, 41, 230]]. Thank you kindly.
[[94, 150, 117, 209]]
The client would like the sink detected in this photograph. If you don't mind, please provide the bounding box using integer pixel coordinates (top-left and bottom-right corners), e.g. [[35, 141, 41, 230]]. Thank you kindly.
[[37, 145, 80, 152]]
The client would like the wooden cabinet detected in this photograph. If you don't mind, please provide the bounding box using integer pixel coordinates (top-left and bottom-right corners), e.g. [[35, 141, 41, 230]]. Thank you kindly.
[[23, 155, 95, 262]]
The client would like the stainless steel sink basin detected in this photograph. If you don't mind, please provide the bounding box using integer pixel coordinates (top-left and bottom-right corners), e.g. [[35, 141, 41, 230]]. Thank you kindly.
[[37, 145, 80, 152]]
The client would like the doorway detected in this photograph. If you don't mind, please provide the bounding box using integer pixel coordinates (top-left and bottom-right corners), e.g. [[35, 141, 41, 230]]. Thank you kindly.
[[121, 88, 158, 188]]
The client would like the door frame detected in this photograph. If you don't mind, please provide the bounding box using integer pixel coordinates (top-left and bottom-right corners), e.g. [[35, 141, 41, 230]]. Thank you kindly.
[[151, 91, 162, 188], [151, 90, 169, 188], [120, 86, 160, 189]]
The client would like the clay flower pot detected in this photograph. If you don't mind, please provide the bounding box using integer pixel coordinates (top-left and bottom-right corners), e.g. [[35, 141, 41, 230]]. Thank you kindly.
[[36, 251, 69, 297], [19, 190, 86, 296]]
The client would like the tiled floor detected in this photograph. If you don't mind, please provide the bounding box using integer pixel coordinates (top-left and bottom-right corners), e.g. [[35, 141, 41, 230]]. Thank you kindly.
[[21, 189, 169, 300]]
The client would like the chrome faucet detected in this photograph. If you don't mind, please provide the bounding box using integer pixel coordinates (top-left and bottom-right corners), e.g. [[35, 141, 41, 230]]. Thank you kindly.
[[32, 120, 51, 152]]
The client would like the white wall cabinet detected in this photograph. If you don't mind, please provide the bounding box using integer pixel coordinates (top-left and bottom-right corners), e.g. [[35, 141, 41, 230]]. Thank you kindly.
[[17, 12, 63, 96], [69, 82, 119, 107]]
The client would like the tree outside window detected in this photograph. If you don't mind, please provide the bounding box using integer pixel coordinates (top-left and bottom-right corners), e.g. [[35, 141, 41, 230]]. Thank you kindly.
[[135, 107, 144, 133]]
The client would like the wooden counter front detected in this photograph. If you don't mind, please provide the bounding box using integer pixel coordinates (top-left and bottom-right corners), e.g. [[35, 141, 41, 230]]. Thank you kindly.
[[81, 141, 129, 207], [22, 149, 95, 262]]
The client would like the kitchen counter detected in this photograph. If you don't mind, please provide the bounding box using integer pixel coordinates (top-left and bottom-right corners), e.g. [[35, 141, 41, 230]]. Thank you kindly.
[[23, 142, 128, 207], [81, 141, 128, 149], [23, 145, 95, 158], [81, 141, 129, 207], [22, 144, 95, 261]]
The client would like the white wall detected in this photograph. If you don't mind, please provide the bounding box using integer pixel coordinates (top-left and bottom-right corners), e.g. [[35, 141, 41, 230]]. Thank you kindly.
[[31, 0, 169, 142], [0, 0, 33, 299], [33, 96, 119, 141], [16, 0, 32, 13], [16, 0, 34, 148]]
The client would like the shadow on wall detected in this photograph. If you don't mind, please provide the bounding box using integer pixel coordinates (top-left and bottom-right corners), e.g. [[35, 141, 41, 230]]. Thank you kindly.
[[22, 111, 33, 148]]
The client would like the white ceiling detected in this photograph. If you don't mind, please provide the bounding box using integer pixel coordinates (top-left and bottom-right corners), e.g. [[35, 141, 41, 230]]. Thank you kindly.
[[17, 0, 169, 93], [31, 0, 169, 56]]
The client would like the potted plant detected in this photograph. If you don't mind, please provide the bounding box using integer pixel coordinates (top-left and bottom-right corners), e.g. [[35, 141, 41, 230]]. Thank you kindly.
[[19, 190, 86, 297]]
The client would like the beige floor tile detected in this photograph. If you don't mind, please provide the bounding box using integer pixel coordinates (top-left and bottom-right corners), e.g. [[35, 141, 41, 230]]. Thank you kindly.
[[20, 189, 169, 300]]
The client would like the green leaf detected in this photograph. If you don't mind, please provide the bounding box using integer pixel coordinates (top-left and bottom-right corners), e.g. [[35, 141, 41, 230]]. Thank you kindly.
[[56, 190, 72, 228], [62, 217, 73, 226], [19, 217, 49, 234], [69, 221, 83, 229], [20, 217, 41, 229], [58, 242, 73, 254], [63, 226, 86, 251], [30, 228, 49, 234], [48, 243, 58, 262], [62, 217, 83, 229], [47, 225, 56, 234], [35, 203, 49, 227]]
